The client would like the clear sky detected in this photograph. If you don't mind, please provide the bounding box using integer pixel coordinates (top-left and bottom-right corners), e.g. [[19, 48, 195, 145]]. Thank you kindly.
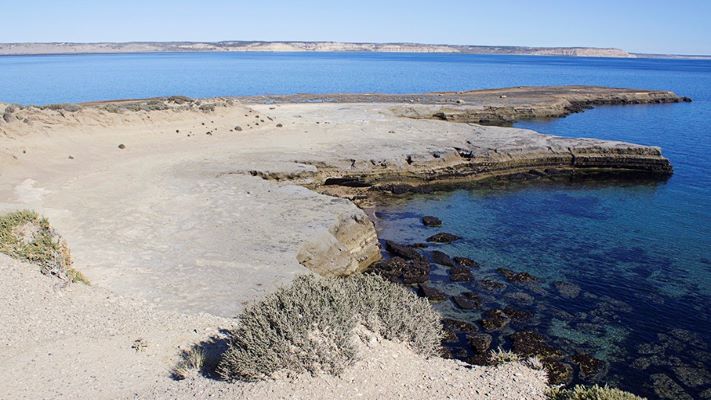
[[1, 0, 709, 55]]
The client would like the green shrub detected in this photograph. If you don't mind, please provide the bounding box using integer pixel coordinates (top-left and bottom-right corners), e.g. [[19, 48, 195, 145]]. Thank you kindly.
[[217, 274, 442, 381], [549, 385, 645, 400], [0, 210, 88, 284]]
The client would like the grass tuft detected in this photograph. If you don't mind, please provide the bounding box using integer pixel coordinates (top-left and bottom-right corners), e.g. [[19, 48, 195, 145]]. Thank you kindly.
[[217, 273, 443, 381], [549, 385, 645, 400], [0, 210, 88, 284], [172, 347, 207, 380], [489, 347, 521, 365]]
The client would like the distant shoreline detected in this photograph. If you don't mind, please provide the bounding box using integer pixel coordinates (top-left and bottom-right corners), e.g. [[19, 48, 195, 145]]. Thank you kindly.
[[1, 40, 709, 59]]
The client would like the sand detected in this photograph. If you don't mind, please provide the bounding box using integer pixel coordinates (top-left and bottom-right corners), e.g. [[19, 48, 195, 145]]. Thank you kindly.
[[0, 254, 548, 399]]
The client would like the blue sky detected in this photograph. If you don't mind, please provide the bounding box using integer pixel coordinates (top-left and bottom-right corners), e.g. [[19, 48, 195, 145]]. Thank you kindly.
[[1, 0, 709, 55]]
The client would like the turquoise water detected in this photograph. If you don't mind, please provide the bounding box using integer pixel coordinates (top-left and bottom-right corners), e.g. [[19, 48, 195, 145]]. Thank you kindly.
[[1, 52, 709, 398]]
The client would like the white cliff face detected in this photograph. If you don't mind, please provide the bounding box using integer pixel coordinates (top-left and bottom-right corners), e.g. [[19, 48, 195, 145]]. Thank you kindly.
[[0, 41, 634, 57]]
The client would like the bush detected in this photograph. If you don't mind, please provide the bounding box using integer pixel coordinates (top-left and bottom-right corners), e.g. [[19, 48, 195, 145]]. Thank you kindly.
[[40, 103, 82, 112], [0, 210, 88, 284], [167, 95, 193, 104], [199, 103, 216, 112], [2, 105, 16, 123], [549, 385, 644, 400], [217, 274, 442, 381]]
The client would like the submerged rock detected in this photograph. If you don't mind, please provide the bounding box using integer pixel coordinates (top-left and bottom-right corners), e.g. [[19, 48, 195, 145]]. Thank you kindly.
[[479, 279, 506, 292], [369, 256, 430, 284], [572, 353, 606, 380], [453, 256, 479, 268], [449, 266, 472, 282], [651, 373, 694, 400], [506, 291, 535, 305], [452, 292, 481, 310], [385, 240, 424, 261], [467, 333, 493, 353], [417, 284, 447, 302], [431, 250, 454, 266], [421, 215, 442, 227], [442, 318, 479, 342], [672, 365, 711, 388], [509, 331, 563, 360], [553, 281, 581, 298], [497, 267, 538, 283], [480, 309, 511, 331], [502, 307, 533, 322], [544, 360, 574, 385], [426, 232, 461, 243]]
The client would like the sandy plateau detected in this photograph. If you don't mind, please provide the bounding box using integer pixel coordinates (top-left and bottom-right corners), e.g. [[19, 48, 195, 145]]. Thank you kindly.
[[0, 87, 686, 399]]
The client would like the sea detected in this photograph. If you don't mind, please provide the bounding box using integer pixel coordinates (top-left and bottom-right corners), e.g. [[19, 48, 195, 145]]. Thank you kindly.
[[1, 52, 709, 399]]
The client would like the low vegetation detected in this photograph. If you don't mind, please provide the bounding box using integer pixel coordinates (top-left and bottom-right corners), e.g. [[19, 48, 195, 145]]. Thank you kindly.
[[2, 105, 17, 122], [549, 385, 644, 400], [488, 347, 522, 365], [172, 347, 207, 380], [38, 103, 82, 112], [0, 210, 88, 284], [217, 273, 443, 381]]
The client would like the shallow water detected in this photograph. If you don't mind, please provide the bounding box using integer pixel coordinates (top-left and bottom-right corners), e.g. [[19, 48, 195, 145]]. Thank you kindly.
[[1, 52, 710, 398], [373, 59, 711, 398]]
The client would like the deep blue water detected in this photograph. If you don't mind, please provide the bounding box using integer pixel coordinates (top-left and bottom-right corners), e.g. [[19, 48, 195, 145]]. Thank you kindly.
[[1, 52, 709, 398]]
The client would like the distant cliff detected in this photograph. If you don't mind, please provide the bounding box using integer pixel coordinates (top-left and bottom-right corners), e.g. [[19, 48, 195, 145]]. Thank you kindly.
[[0, 41, 636, 58]]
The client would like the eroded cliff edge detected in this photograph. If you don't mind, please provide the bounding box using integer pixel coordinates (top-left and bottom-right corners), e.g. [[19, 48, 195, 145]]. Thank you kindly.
[[0, 86, 687, 316]]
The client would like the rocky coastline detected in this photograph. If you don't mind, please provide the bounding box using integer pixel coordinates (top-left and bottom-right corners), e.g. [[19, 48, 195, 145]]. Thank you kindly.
[[0, 86, 687, 282], [0, 85, 694, 399]]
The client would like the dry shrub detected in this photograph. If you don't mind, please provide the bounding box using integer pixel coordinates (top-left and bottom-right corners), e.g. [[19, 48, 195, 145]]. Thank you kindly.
[[489, 347, 521, 365], [172, 347, 207, 380], [217, 274, 442, 381], [40, 103, 82, 112], [0, 210, 88, 284], [549, 385, 644, 400]]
